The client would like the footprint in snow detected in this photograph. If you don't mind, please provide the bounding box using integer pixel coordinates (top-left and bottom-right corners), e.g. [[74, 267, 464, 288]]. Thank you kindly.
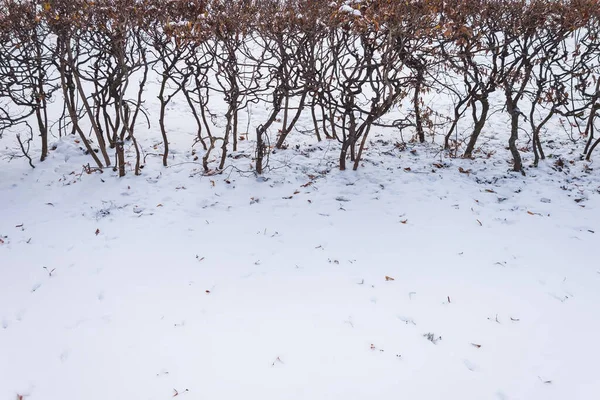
[[463, 359, 478, 372], [133, 206, 144, 214], [60, 350, 69, 363], [397, 316, 416, 326], [548, 292, 570, 303]]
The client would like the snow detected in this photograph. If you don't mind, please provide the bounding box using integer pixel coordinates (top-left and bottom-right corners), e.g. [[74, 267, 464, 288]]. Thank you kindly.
[[339, 4, 362, 17], [2, 65, 600, 400]]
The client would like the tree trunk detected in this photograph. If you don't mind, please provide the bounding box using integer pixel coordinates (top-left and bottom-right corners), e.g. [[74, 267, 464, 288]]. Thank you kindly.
[[464, 97, 489, 158], [158, 75, 169, 167]]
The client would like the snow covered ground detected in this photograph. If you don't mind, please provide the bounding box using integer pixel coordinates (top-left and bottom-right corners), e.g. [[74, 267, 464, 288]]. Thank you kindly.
[[2, 81, 600, 399]]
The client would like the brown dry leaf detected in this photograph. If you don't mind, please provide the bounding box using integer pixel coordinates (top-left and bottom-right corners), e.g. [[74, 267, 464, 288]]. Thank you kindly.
[[404, 167, 412, 172], [527, 211, 535, 215], [301, 181, 313, 188], [400, 219, 408, 224], [95, 228, 100, 236], [210, 180, 215, 187], [459, 167, 472, 174], [385, 276, 395, 281], [294, 190, 300, 195], [433, 163, 444, 168], [471, 343, 482, 348], [485, 189, 496, 193], [157, 203, 163, 207]]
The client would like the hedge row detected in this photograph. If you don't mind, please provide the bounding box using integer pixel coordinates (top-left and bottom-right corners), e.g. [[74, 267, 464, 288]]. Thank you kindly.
[[1, 0, 599, 175]]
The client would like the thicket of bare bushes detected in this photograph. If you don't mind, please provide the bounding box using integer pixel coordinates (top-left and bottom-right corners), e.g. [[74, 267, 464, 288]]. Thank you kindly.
[[1, 0, 599, 176]]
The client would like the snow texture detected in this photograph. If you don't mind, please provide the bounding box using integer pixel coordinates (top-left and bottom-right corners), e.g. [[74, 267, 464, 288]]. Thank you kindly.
[[1, 64, 600, 400]]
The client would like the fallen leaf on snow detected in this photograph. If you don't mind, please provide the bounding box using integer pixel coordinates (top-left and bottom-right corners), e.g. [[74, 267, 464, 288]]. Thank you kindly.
[[173, 388, 189, 397], [423, 333, 442, 344], [385, 276, 395, 281], [272, 356, 284, 366]]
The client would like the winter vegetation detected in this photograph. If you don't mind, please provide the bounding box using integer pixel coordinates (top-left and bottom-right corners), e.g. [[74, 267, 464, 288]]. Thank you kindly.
[[1, 1, 600, 399], [1, 0, 599, 174]]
